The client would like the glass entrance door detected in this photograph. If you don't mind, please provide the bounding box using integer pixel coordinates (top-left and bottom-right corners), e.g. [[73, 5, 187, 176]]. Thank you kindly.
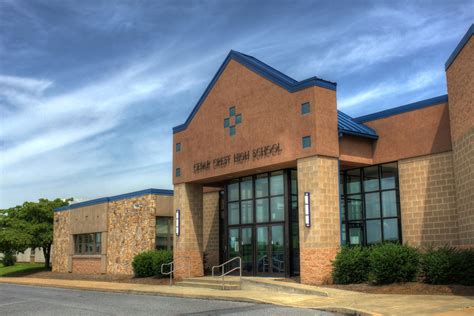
[[223, 170, 299, 277], [256, 224, 285, 276], [228, 226, 253, 275]]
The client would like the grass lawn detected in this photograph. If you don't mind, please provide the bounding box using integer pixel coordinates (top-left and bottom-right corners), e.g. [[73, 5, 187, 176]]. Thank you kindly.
[[0, 263, 47, 277]]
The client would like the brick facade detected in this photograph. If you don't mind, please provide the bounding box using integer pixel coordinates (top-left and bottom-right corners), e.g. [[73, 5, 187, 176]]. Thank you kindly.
[[72, 257, 101, 274], [399, 152, 459, 247], [173, 183, 204, 278], [297, 155, 340, 285], [446, 35, 474, 248], [203, 191, 220, 271]]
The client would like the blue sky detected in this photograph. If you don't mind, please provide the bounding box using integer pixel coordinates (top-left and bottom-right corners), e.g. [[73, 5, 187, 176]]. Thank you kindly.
[[0, 0, 473, 208]]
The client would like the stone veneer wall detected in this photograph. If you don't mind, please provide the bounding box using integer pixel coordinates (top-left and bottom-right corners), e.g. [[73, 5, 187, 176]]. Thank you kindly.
[[297, 155, 340, 285], [106, 194, 157, 274], [398, 152, 459, 247], [52, 211, 71, 273], [203, 191, 220, 271], [173, 183, 204, 278]]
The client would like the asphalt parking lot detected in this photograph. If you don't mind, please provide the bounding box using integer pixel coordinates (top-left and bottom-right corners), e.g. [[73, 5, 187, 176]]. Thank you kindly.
[[0, 284, 337, 315]]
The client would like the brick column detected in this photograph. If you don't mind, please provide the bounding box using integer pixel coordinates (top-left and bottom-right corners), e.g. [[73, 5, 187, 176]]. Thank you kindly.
[[445, 27, 474, 248], [203, 191, 220, 271], [173, 183, 204, 278], [297, 155, 340, 285]]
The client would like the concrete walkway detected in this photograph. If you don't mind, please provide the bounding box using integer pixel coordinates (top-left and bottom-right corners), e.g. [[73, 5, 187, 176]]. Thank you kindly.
[[0, 277, 472, 316]]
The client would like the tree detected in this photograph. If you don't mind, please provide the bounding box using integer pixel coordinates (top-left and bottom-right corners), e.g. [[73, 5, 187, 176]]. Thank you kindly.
[[20, 198, 72, 268], [0, 207, 32, 266], [0, 198, 71, 268]]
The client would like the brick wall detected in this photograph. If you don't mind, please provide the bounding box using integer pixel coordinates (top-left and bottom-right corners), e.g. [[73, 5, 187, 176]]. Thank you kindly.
[[399, 151, 459, 247], [173, 183, 204, 278], [72, 257, 101, 274], [297, 155, 340, 285], [106, 194, 157, 274], [446, 35, 474, 248], [452, 128, 474, 247], [203, 191, 220, 271], [52, 211, 71, 273]]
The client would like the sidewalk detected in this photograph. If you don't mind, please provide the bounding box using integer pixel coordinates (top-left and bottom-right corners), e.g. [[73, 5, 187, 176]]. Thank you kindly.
[[1, 277, 472, 316]]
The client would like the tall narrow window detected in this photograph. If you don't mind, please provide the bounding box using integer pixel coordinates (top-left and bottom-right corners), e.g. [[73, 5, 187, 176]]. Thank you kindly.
[[176, 143, 181, 152], [156, 217, 173, 251], [175, 168, 181, 177]]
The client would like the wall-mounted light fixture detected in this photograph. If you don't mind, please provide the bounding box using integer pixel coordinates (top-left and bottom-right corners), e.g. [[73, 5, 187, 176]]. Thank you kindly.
[[304, 192, 311, 227], [175, 209, 180, 236]]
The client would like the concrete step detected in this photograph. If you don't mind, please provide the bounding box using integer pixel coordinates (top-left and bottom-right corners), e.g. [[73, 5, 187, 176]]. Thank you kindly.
[[175, 281, 241, 290], [182, 277, 241, 286]]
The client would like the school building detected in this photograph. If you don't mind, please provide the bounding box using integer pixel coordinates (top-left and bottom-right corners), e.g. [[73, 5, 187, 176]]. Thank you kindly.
[[53, 25, 473, 284]]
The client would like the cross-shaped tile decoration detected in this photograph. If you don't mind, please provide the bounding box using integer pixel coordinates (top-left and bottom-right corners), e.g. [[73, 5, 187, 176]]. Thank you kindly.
[[223, 106, 242, 136]]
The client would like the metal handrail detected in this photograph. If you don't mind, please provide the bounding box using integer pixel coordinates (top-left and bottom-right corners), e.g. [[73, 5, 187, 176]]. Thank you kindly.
[[211, 256, 242, 290], [161, 256, 191, 286]]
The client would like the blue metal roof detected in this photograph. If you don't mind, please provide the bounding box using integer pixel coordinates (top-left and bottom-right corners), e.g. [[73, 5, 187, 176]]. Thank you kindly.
[[445, 24, 473, 70], [54, 188, 173, 212], [354, 95, 448, 123], [173, 50, 337, 134], [338, 111, 379, 139]]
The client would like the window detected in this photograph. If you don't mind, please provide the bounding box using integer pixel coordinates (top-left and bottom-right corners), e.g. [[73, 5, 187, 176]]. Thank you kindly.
[[301, 102, 310, 115], [224, 118, 230, 128], [156, 217, 173, 251], [229, 126, 236, 136], [74, 233, 101, 255], [229, 106, 236, 116], [175, 168, 181, 177], [340, 163, 401, 246], [235, 114, 242, 124], [302, 136, 311, 148], [176, 143, 181, 152]]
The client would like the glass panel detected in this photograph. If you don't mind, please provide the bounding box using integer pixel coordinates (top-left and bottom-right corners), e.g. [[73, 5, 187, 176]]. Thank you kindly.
[[256, 227, 269, 273], [256, 198, 269, 223], [156, 218, 169, 234], [347, 195, 362, 220], [367, 220, 382, 244], [346, 169, 361, 194], [255, 174, 269, 198], [364, 166, 379, 192], [241, 200, 253, 224], [95, 233, 101, 253], [227, 181, 239, 201], [228, 228, 239, 259], [241, 228, 253, 274], [270, 171, 284, 196], [270, 196, 284, 221], [271, 225, 285, 274], [381, 163, 397, 190], [240, 177, 253, 200], [291, 170, 297, 195], [365, 192, 380, 218], [228, 202, 239, 225], [302, 136, 311, 148], [340, 196, 346, 221], [382, 190, 398, 217], [383, 218, 399, 241], [341, 224, 346, 245], [349, 225, 363, 245]]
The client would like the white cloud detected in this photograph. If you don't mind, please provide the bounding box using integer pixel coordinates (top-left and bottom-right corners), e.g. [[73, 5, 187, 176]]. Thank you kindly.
[[338, 69, 444, 109]]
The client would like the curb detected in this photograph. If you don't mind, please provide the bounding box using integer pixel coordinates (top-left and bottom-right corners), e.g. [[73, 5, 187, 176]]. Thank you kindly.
[[0, 279, 379, 316]]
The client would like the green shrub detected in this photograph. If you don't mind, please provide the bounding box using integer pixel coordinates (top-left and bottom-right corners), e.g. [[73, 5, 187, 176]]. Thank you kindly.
[[132, 250, 173, 277], [332, 246, 370, 284], [1, 252, 16, 267], [422, 247, 474, 285], [368, 243, 420, 285]]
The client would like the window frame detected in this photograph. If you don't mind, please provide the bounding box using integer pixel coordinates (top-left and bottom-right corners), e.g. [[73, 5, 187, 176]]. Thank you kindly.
[[340, 162, 402, 246], [155, 216, 173, 251], [301, 102, 310, 115], [73, 232, 102, 255], [302, 136, 311, 148]]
